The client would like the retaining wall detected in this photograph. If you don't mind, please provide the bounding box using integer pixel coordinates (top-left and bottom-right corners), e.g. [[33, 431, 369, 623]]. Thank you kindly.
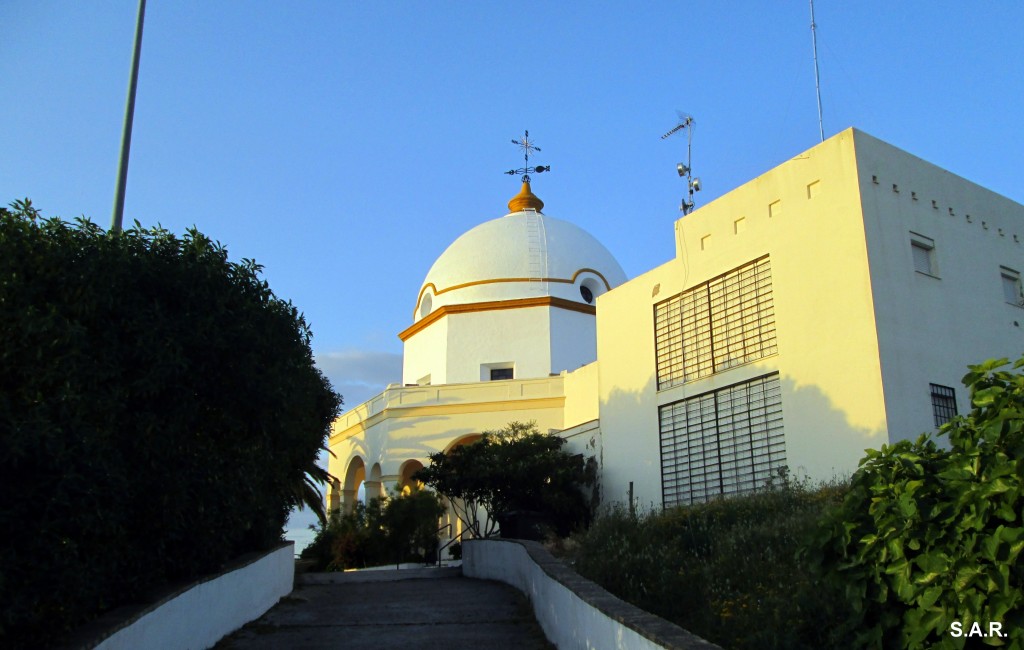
[[71, 541, 294, 650], [462, 539, 721, 650]]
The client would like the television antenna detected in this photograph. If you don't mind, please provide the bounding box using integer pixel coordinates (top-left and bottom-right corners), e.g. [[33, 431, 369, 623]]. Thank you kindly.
[[662, 113, 699, 215]]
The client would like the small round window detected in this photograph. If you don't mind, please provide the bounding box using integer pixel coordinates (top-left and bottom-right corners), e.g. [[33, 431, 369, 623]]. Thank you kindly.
[[419, 293, 433, 319], [580, 285, 594, 304]]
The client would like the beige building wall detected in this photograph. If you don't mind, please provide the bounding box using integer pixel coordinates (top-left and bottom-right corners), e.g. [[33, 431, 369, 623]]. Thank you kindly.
[[853, 131, 1024, 442], [595, 128, 890, 507]]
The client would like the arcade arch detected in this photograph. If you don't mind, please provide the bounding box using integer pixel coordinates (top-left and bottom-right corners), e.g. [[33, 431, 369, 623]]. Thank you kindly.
[[342, 456, 365, 513]]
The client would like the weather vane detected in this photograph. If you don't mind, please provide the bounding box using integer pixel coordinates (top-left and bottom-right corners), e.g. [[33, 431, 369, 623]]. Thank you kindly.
[[505, 130, 550, 183]]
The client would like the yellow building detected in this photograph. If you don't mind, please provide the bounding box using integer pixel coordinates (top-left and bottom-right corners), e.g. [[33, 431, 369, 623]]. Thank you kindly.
[[327, 127, 1024, 525]]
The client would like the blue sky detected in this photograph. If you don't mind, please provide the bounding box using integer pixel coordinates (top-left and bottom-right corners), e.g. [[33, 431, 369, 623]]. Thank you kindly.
[[3, 1, 1023, 410]]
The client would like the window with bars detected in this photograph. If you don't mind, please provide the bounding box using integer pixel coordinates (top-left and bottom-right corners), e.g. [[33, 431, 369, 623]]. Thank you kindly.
[[930, 383, 958, 427], [659, 373, 787, 508], [654, 255, 777, 390]]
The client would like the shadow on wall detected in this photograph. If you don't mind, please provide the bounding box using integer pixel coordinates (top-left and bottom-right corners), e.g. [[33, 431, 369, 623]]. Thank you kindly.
[[597, 363, 893, 507]]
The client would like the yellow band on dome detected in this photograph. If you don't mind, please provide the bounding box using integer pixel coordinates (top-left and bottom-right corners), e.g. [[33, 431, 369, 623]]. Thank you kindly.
[[412, 268, 613, 319]]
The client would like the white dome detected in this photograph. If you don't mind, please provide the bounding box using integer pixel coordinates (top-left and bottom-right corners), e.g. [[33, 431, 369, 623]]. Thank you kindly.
[[414, 205, 627, 320]]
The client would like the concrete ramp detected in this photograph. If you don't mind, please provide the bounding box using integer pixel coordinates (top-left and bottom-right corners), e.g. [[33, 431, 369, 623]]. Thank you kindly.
[[215, 567, 552, 649]]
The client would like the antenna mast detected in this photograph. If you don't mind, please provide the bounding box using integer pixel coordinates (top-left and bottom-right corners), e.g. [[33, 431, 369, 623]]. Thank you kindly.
[[810, 0, 824, 142], [662, 114, 699, 215]]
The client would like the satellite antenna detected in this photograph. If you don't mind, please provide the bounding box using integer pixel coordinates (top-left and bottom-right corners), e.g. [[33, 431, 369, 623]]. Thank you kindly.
[[505, 130, 550, 182], [662, 113, 699, 215]]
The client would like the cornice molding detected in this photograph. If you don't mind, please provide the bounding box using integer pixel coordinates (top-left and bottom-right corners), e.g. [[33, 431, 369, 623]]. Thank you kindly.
[[399, 296, 596, 341]]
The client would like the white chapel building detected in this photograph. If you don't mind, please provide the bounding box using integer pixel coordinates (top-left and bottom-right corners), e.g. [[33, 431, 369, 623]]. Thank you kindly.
[[326, 127, 1024, 527]]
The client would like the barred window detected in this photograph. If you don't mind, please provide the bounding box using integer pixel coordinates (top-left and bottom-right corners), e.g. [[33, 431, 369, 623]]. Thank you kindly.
[[655, 256, 777, 390], [659, 373, 787, 508], [930, 383, 957, 427]]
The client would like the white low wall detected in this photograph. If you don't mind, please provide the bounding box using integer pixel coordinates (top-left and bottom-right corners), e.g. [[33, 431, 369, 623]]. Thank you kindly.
[[85, 542, 294, 650], [462, 539, 721, 650]]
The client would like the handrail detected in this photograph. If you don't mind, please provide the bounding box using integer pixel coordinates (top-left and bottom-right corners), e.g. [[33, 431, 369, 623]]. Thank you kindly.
[[436, 524, 469, 566]]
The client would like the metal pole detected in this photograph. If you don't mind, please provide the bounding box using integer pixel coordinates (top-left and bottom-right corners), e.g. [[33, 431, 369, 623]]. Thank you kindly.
[[810, 0, 824, 142], [111, 0, 147, 233]]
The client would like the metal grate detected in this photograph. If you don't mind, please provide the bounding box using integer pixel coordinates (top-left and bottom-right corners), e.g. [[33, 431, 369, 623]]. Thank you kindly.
[[930, 383, 958, 427], [659, 373, 787, 508], [655, 255, 777, 390]]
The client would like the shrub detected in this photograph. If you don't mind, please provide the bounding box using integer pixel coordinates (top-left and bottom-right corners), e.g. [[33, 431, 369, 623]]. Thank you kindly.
[[415, 420, 597, 538], [571, 474, 851, 650], [300, 486, 446, 570], [814, 357, 1024, 649], [0, 201, 340, 646]]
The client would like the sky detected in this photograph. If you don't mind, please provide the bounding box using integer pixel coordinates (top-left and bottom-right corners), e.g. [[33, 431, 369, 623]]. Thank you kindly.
[[4, 1, 1023, 408]]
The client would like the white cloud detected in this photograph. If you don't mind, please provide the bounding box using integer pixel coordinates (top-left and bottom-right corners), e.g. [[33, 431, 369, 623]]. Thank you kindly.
[[314, 348, 403, 409]]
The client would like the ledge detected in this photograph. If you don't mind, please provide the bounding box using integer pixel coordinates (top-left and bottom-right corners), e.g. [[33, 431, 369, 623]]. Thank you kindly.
[[462, 538, 721, 650], [61, 542, 294, 650]]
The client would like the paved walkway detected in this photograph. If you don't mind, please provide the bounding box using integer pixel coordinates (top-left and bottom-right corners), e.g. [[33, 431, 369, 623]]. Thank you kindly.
[[215, 567, 553, 649]]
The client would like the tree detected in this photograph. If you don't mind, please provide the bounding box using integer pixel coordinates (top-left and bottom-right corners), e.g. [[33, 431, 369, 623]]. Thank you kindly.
[[0, 200, 341, 646], [814, 357, 1024, 649], [381, 486, 446, 566], [415, 421, 597, 539]]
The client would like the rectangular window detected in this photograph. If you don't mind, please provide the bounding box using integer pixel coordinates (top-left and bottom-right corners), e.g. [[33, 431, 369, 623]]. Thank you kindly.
[[930, 383, 958, 427], [1001, 267, 1022, 306], [654, 256, 777, 390], [490, 368, 513, 381], [660, 373, 787, 507], [910, 233, 936, 276]]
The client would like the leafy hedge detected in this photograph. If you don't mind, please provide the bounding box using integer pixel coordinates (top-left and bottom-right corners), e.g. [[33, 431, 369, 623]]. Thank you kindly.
[[0, 200, 341, 647], [815, 357, 1024, 648], [570, 356, 1024, 650], [569, 475, 852, 650]]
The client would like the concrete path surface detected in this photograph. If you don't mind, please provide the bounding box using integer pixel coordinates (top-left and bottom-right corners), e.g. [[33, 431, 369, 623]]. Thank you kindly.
[[214, 566, 553, 649]]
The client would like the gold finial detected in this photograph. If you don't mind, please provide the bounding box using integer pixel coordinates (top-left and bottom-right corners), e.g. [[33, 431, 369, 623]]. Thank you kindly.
[[508, 181, 544, 213]]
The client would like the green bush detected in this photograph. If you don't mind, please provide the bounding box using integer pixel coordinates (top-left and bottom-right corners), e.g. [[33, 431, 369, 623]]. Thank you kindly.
[[570, 475, 851, 650], [0, 201, 340, 647], [300, 487, 446, 570], [814, 357, 1024, 649], [415, 420, 597, 538]]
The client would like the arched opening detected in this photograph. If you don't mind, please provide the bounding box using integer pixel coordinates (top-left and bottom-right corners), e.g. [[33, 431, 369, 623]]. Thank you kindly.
[[579, 276, 604, 304], [443, 433, 483, 454], [438, 434, 488, 541], [419, 292, 433, 319], [366, 463, 385, 503], [342, 456, 366, 513], [398, 459, 425, 496]]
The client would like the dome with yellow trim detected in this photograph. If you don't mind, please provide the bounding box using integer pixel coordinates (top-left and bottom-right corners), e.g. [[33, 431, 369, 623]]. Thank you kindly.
[[413, 181, 627, 322]]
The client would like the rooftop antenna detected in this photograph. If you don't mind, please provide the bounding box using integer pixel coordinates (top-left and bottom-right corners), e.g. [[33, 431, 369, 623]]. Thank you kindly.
[[662, 113, 699, 215], [505, 130, 550, 182], [810, 0, 824, 142]]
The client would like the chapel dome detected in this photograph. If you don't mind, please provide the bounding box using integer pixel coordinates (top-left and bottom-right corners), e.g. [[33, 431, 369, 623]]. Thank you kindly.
[[413, 182, 627, 321]]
